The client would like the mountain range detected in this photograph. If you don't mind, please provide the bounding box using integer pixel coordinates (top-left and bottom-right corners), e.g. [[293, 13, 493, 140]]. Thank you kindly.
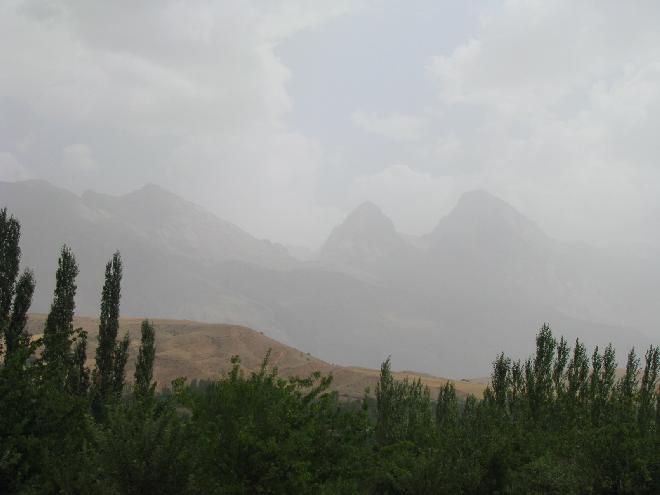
[[2, 179, 657, 376]]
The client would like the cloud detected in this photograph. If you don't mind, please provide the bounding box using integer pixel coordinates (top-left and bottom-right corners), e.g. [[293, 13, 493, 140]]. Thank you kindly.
[[2, 1, 660, 247], [0, 0, 364, 245], [0, 152, 30, 181], [346, 164, 459, 235], [351, 111, 427, 142], [420, 0, 660, 245], [168, 123, 341, 245], [62, 144, 98, 171]]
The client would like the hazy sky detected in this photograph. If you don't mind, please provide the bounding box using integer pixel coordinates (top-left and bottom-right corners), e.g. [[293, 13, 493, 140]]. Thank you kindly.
[[1, 0, 659, 247]]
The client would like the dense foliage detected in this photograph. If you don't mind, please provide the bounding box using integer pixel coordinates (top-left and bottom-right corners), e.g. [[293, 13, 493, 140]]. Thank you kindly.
[[1, 208, 659, 494]]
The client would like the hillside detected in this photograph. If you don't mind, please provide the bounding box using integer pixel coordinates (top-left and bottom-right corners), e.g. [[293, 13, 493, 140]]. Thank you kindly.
[[25, 315, 486, 400]]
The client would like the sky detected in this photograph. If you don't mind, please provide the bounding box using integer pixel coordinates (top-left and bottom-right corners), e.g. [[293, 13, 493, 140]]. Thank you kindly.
[[1, 0, 660, 248]]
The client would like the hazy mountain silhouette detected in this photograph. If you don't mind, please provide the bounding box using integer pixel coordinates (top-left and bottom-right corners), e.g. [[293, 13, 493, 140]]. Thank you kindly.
[[1, 180, 655, 376], [319, 201, 412, 279]]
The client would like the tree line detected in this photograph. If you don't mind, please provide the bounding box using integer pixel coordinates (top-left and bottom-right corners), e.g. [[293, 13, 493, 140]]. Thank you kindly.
[[1, 207, 659, 494]]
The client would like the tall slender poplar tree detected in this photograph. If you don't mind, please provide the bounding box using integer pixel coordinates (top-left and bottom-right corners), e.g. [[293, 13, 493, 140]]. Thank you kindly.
[[42, 245, 79, 379], [134, 319, 156, 398], [0, 209, 36, 362], [0, 208, 20, 326], [92, 252, 125, 415], [5, 270, 35, 359]]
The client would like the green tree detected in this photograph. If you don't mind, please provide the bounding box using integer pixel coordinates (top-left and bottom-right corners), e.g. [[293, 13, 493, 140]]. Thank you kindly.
[[593, 343, 616, 426], [86, 398, 193, 495], [92, 252, 124, 416], [617, 348, 640, 423], [529, 324, 556, 419], [0, 208, 20, 326], [134, 319, 156, 398], [42, 246, 79, 384], [436, 381, 459, 430], [552, 336, 570, 399], [4, 269, 35, 361], [112, 332, 130, 398], [566, 339, 590, 416], [0, 209, 36, 363], [69, 329, 90, 395], [375, 357, 433, 447], [638, 345, 659, 433], [488, 352, 511, 412]]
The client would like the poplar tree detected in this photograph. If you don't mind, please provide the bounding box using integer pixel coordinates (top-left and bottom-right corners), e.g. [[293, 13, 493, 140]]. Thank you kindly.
[[134, 319, 156, 398], [589, 346, 603, 424], [5, 270, 35, 359], [490, 352, 511, 411], [593, 343, 616, 426], [92, 252, 124, 415], [638, 345, 659, 432], [616, 348, 640, 426], [436, 381, 459, 430], [0, 208, 20, 325], [375, 357, 397, 446], [112, 332, 130, 398], [69, 329, 90, 395], [530, 324, 555, 418], [552, 337, 569, 389], [566, 339, 590, 412], [0, 209, 36, 362], [375, 357, 432, 446], [0, 208, 21, 357], [42, 246, 79, 379]]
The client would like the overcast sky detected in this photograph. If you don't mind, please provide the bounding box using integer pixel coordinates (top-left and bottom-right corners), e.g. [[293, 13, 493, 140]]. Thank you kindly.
[[1, 0, 660, 248]]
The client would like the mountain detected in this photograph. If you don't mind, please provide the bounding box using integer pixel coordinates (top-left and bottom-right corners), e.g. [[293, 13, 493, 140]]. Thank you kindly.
[[318, 201, 417, 283], [81, 184, 293, 268], [320, 201, 406, 260], [316, 189, 656, 372], [1, 180, 656, 376], [0, 180, 296, 331], [427, 190, 547, 248], [420, 190, 559, 305], [425, 190, 660, 331]]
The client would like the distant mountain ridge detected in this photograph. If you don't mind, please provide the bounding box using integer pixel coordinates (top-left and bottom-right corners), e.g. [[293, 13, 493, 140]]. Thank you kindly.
[[1, 179, 656, 376], [82, 183, 294, 267]]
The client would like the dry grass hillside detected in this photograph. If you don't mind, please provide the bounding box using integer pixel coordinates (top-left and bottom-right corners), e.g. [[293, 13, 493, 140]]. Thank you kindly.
[[26, 315, 486, 401]]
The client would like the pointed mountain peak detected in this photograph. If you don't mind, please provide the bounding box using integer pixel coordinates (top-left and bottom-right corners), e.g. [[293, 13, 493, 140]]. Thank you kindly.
[[319, 201, 406, 266], [429, 190, 545, 244], [444, 190, 532, 226], [453, 189, 520, 214], [342, 201, 394, 229], [126, 183, 180, 201], [457, 189, 502, 204], [352, 200, 382, 214]]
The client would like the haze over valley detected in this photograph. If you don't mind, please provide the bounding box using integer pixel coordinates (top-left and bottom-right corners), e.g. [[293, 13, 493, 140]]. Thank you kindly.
[[3, 179, 656, 376]]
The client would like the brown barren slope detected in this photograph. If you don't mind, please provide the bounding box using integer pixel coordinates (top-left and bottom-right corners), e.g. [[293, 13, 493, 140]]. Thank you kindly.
[[26, 315, 486, 400]]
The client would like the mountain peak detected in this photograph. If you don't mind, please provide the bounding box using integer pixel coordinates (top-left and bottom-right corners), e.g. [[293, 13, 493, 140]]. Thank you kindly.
[[447, 190, 533, 225], [343, 201, 393, 228], [454, 189, 518, 213], [428, 190, 546, 245], [126, 183, 181, 201], [319, 201, 406, 267]]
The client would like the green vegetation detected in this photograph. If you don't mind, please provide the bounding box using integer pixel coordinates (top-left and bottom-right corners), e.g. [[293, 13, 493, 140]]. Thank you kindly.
[[1, 207, 659, 494]]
